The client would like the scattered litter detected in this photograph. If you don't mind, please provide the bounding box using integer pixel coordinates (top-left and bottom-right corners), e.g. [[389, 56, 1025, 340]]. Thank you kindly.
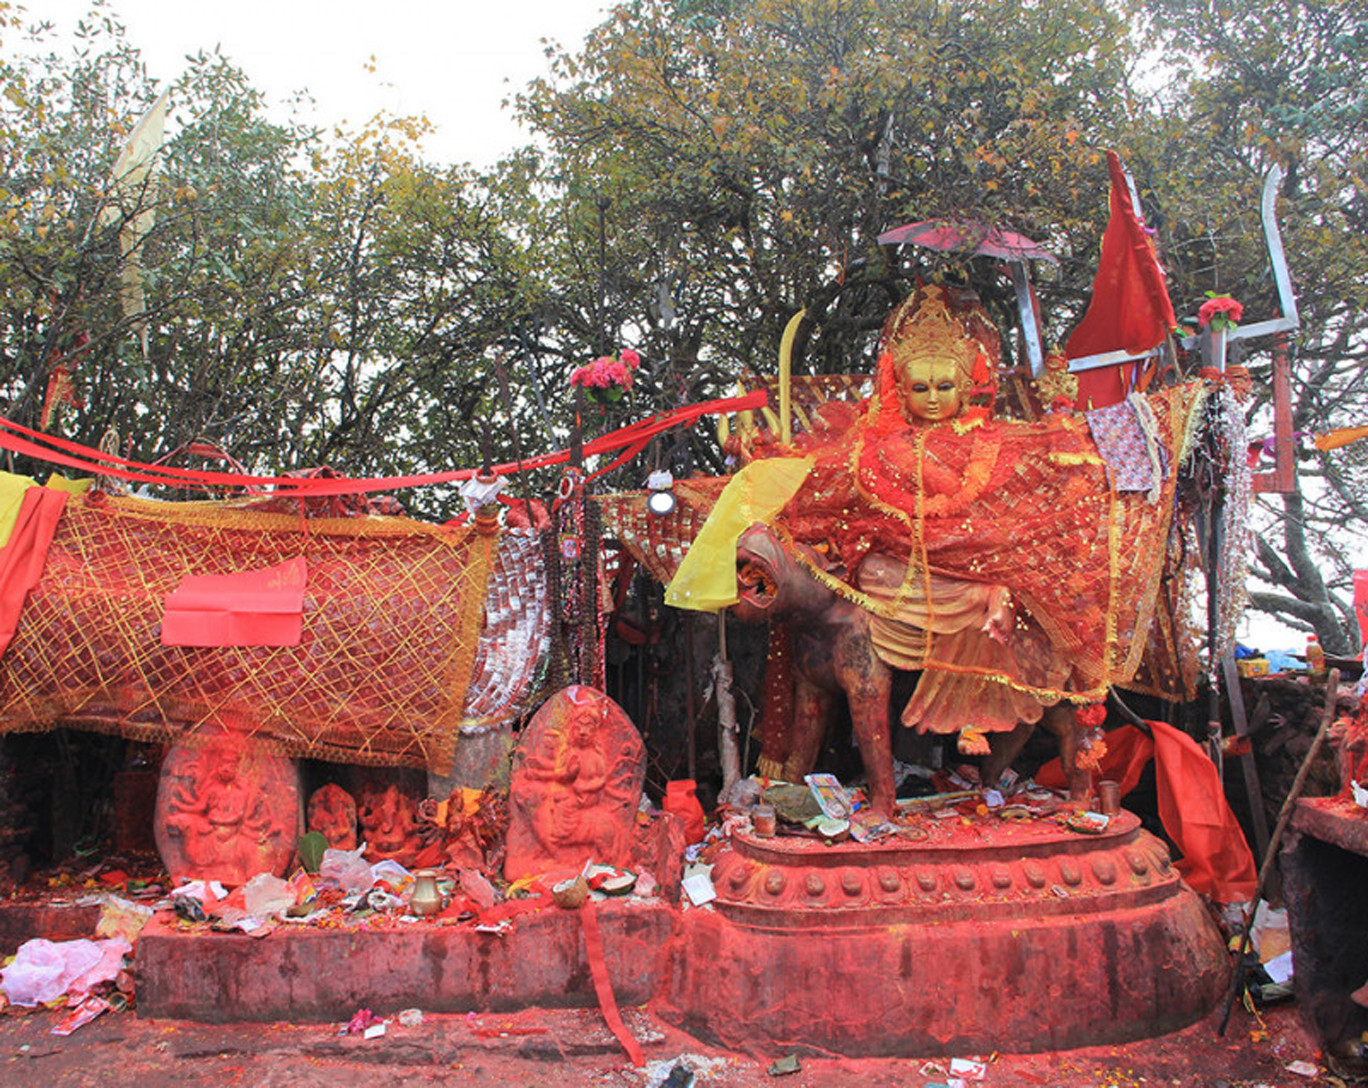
[[474, 919, 513, 936], [50, 996, 112, 1036], [343, 1007, 383, 1036], [319, 845, 375, 893], [0, 937, 130, 1007], [949, 1056, 988, 1080], [1263, 950, 1294, 985], [982, 789, 1004, 809], [458, 868, 497, 909], [641, 1054, 728, 1088], [242, 873, 294, 918], [1251, 903, 1290, 962], [370, 859, 415, 896], [362, 1021, 386, 1040], [397, 1008, 424, 1028], [663, 1060, 694, 1088], [1064, 811, 1109, 834], [681, 870, 716, 907], [805, 815, 851, 842], [172, 896, 206, 923], [805, 773, 854, 819], [767, 1053, 801, 1076], [1285, 1059, 1319, 1077], [96, 895, 153, 942], [585, 865, 637, 896]]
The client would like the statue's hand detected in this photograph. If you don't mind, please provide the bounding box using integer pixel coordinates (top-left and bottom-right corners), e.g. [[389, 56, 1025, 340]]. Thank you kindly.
[[983, 586, 1014, 645]]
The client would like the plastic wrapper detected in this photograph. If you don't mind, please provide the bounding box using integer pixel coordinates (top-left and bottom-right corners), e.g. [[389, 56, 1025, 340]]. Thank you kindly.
[[0, 937, 130, 1007], [242, 873, 294, 917], [319, 845, 376, 892]]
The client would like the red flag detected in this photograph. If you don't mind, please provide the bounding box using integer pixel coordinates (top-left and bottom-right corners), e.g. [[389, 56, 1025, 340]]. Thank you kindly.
[[1066, 152, 1177, 410], [162, 556, 307, 647]]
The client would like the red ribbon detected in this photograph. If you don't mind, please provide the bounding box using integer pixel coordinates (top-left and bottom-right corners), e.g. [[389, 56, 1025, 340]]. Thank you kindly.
[[0, 391, 767, 496], [580, 901, 645, 1067]]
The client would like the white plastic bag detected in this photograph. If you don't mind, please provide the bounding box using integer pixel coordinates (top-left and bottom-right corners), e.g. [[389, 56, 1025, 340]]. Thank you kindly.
[[319, 845, 375, 893], [242, 872, 295, 917]]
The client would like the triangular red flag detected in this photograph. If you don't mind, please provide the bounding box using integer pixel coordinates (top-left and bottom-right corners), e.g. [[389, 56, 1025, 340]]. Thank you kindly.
[[1066, 151, 1177, 409]]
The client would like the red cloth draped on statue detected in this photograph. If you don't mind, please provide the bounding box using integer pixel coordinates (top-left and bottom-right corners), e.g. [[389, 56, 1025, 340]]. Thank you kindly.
[[768, 382, 1202, 704]]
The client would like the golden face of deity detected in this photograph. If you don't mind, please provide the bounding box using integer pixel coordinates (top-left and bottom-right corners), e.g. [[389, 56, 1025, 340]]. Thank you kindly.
[[897, 356, 966, 423]]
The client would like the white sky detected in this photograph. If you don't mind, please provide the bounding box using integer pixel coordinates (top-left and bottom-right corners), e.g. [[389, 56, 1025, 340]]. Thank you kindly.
[[23, 0, 610, 166]]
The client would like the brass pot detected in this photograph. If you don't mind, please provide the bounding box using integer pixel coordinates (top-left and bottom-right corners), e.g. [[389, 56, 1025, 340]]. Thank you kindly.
[[409, 869, 444, 917]]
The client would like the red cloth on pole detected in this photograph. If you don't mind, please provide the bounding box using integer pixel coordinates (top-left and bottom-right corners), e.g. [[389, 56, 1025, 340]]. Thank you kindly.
[[1036, 720, 1257, 902], [1066, 151, 1177, 410], [1150, 719, 1257, 902], [0, 486, 68, 657]]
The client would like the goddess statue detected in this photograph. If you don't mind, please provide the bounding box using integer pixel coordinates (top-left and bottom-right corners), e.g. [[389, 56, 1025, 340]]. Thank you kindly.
[[669, 283, 1204, 790]]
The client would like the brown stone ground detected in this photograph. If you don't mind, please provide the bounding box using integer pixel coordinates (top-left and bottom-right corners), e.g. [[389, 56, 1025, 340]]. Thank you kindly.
[[0, 996, 1340, 1088]]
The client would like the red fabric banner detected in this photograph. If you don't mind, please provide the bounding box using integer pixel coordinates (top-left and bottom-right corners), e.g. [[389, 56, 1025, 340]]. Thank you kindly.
[[1037, 720, 1257, 902], [162, 556, 308, 647], [1066, 151, 1177, 410], [0, 486, 69, 657]]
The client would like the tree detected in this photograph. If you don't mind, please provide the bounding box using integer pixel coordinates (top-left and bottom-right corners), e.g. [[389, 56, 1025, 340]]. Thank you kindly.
[[1137, 0, 1368, 652], [515, 0, 1152, 479], [0, 6, 547, 519]]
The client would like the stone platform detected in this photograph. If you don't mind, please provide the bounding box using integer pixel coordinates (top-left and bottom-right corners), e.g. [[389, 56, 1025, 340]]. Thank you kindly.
[[122, 811, 1229, 1057], [661, 811, 1230, 1055]]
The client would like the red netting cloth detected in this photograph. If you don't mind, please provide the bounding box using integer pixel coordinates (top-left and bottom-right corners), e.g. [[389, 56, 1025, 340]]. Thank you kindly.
[[594, 479, 730, 586], [0, 492, 496, 774]]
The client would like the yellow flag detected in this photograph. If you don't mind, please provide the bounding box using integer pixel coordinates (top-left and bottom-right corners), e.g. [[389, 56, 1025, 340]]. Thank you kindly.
[[665, 457, 813, 612]]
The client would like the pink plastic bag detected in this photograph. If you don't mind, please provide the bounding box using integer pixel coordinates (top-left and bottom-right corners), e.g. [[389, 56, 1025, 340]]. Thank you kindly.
[[1, 937, 128, 1007]]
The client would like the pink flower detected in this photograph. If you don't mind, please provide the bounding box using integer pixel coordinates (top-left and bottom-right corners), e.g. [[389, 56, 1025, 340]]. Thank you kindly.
[[569, 355, 633, 395], [620, 348, 640, 370], [1198, 295, 1243, 331]]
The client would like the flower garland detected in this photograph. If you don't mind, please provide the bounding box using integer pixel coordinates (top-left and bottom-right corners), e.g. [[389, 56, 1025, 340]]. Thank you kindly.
[[1197, 294, 1243, 333], [569, 349, 640, 404]]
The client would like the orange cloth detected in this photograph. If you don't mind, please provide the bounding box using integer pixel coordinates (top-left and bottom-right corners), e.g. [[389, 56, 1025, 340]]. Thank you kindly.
[[0, 485, 68, 657], [1037, 721, 1257, 902]]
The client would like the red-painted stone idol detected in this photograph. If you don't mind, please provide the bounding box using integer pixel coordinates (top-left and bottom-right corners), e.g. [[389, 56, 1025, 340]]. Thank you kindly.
[[155, 732, 300, 885], [307, 783, 358, 851], [353, 770, 425, 865], [504, 685, 645, 880]]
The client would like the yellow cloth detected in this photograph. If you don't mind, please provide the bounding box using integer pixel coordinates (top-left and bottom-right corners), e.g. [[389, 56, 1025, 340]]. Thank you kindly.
[[45, 474, 94, 496], [0, 473, 36, 548], [665, 457, 813, 611], [1315, 424, 1368, 452]]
